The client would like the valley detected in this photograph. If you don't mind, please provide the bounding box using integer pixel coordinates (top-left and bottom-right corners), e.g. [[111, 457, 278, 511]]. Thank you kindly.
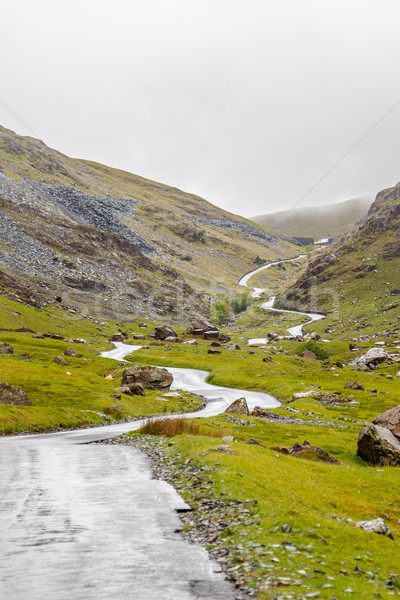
[[1, 127, 400, 600]]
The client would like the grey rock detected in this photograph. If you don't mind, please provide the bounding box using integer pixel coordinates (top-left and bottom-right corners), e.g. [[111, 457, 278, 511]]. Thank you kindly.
[[357, 423, 400, 466], [0, 343, 13, 354], [224, 397, 249, 416], [0, 382, 31, 405], [356, 517, 393, 538], [52, 355, 68, 365], [122, 365, 173, 391], [64, 347, 83, 357], [373, 405, 400, 440]]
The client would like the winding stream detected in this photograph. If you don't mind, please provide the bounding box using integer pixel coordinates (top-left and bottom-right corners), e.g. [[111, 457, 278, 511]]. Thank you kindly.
[[238, 254, 326, 339]]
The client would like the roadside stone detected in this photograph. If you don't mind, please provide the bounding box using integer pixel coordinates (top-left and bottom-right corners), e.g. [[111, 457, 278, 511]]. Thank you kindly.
[[110, 333, 124, 342], [122, 365, 173, 391], [224, 397, 249, 416], [299, 349, 317, 359], [0, 382, 31, 405], [349, 347, 390, 370]]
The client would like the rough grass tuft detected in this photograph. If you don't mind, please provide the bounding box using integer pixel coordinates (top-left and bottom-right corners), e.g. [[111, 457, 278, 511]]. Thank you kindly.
[[139, 417, 223, 438]]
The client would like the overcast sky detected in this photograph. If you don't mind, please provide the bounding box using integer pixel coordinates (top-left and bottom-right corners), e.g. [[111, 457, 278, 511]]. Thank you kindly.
[[1, 1, 400, 217]]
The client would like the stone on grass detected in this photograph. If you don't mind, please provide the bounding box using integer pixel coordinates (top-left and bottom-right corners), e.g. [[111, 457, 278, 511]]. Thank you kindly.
[[355, 517, 393, 539], [0, 343, 13, 354], [357, 423, 400, 466], [292, 390, 322, 400], [0, 382, 31, 405], [344, 381, 364, 390], [155, 325, 177, 340], [207, 348, 221, 355], [53, 355, 68, 365], [110, 333, 124, 342], [64, 347, 83, 357], [122, 365, 173, 391], [373, 405, 400, 439], [299, 349, 317, 359], [246, 438, 265, 447], [289, 440, 340, 464], [227, 344, 241, 351], [349, 347, 390, 370], [224, 397, 249, 416]]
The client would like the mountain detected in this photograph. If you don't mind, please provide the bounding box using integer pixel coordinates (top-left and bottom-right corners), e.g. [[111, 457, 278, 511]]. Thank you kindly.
[[0, 125, 297, 321], [251, 196, 373, 241], [275, 182, 400, 336]]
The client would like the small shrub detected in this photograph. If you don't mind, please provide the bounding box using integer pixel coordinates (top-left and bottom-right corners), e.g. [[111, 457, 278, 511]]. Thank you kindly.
[[297, 341, 329, 360]]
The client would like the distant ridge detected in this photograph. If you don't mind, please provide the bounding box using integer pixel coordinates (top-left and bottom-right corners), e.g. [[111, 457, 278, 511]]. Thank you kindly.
[[252, 196, 373, 240]]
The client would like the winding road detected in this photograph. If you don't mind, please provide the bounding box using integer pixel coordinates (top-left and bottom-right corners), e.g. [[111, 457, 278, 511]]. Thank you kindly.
[[0, 255, 325, 599], [238, 254, 325, 338]]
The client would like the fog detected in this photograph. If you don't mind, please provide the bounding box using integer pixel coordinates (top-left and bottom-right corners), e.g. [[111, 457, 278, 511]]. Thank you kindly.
[[1, 0, 400, 216]]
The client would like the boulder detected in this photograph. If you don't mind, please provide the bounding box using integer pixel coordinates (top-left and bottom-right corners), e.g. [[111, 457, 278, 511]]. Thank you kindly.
[[349, 347, 390, 370], [203, 329, 220, 340], [218, 333, 231, 343], [122, 365, 173, 391], [355, 517, 393, 539], [344, 381, 365, 390], [64, 347, 83, 357], [115, 383, 146, 396], [252, 406, 268, 417], [289, 440, 340, 464], [0, 343, 13, 355], [210, 341, 221, 347], [53, 356, 68, 365], [133, 334, 146, 340], [15, 327, 35, 333], [310, 332, 321, 341], [299, 349, 317, 359], [154, 325, 177, 340], [110, 333, 124, 342], [183, 339, 197, 345], [262, 356, 275, 363], [357, 423, 400, 466], [208, 348, 221, 355], [224, 397, 249, 416], [164, 336, 178, 343], [0, 382, 31, 405], [227, 344, 241, 351], [184, 320, 215, 335], [373, 406, 400, 440], [270, 445, 290, 454]]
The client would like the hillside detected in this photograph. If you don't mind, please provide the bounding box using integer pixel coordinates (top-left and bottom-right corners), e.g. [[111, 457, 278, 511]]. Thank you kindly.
[[252, 196, 373, 240], [275, 182, 400, 336], [0, 125, 297, 321]]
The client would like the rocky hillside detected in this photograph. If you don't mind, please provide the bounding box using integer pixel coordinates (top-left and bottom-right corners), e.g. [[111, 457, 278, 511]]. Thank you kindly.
[[0, 126, 297, 321], [252, 196, 372, 241], [275, 182, 400, 336]]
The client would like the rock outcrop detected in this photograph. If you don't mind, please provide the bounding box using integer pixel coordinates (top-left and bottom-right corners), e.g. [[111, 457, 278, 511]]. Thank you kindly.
[[0, 382, 31, 405], [357, 423, 400, 466], [64, 347, 83, 357]]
